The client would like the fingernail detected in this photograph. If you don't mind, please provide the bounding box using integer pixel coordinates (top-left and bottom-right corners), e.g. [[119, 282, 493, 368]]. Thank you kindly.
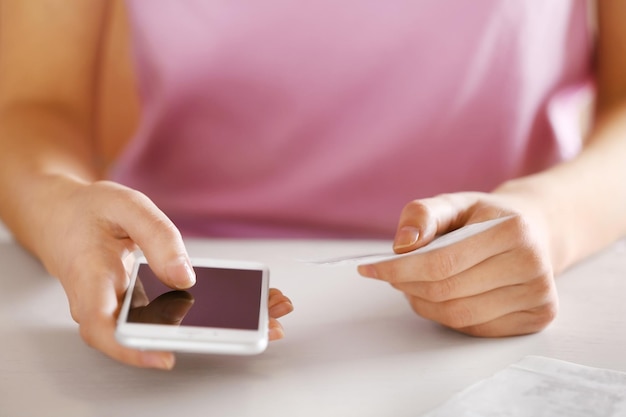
[[269, 325, 285, 341], [269, 301, 294, 318], [357, 265, 378, 279], [166, 257, 196, 289], [143, 353, 175, 370], [393, 226, 420, 251]]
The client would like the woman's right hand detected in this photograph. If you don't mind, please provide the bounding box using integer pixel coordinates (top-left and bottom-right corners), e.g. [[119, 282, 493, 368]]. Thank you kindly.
[[37, 179, 196, 369], [37, 179, 293, 369]]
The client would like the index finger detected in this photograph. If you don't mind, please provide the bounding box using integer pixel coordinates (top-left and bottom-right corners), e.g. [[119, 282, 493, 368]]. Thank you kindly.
[[97, 182, 196, 290], [359, 215, 523, 284]]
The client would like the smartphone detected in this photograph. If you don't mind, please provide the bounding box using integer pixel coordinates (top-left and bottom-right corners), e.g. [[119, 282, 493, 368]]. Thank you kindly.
[[116, 256, 269, 355]]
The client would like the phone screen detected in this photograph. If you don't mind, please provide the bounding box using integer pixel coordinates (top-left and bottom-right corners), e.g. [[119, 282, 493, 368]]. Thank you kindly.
[[126, 263, 263, 330]]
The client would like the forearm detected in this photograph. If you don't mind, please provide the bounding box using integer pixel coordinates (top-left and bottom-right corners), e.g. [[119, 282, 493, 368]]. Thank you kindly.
[[0, 0, 108, 256], [496, 103, 626, 274], [0, 104, 99, 257]]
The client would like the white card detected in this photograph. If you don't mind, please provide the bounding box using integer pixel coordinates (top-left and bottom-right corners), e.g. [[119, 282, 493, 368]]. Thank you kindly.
[[303, 216, 512, 266]]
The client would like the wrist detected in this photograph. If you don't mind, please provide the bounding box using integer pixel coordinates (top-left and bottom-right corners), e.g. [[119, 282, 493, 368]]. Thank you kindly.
[[492, 175, 575, 275], [5, 173, 91, 268]]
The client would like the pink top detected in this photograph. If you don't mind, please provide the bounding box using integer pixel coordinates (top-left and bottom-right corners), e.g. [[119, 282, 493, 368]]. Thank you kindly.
[[112, 0, 593, 238]]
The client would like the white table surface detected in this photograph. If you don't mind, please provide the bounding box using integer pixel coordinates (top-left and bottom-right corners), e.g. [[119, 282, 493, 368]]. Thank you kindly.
[[1, 222, 625, 417]]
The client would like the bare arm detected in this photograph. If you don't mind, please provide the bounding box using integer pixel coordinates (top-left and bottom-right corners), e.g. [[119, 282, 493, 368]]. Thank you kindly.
[[0, 2, 292, 368], [0, 0, 106, 255], [497, 0, 626, 273], [362, 1, 626, 337]]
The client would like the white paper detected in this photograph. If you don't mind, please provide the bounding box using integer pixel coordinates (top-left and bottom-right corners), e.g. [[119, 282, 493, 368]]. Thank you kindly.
[[421, 356, 626, 417], [303, 216, 512, 266]]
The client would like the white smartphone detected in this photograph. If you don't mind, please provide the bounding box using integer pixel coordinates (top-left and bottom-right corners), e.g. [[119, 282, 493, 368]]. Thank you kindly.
[[116, 256, 270, 355]]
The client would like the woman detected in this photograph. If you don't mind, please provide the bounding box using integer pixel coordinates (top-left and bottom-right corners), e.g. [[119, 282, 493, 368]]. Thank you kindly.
[[0, 0, 624, 370]]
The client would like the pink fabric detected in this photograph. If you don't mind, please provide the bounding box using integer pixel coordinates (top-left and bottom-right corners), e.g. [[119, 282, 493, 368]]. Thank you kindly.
[[112, 0, 593, 239]]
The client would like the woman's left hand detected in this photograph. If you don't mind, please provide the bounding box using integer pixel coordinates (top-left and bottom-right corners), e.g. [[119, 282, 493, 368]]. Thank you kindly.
[[357, 191, 559, 337]]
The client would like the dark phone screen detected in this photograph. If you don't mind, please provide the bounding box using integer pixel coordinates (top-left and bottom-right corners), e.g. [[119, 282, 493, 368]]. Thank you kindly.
[[126, 264, 263, 330]]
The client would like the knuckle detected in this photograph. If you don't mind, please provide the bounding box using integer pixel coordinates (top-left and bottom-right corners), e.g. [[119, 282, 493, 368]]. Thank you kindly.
[[508, 212, 527, 232], [407, 295, 426, 317], [506, 214, 549, 256], [130, 208, 179, 241], [405, 287, 474, 328], [114, 188, 181, 240], [78, 310, 111, 349], [78, 322, 98, 348], [96, 181, 135, 205], [384, 266, 403, 284], [541, 301, 559, 323], [441, 301, 474, 329], [424, 278, 456, 302], [148, 216, 181, 242], [404, 200, 432, 219], [526, 251, 553, 279], [378, 261, 407, 284], [423, 249, 458, 281], [500, 213, 531, 247], [528, 273, 556, 303], [528, 301, 559, 332]]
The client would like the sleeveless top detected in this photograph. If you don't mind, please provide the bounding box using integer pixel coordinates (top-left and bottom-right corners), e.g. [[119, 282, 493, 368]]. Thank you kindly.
[[112, 0, 594, 238]]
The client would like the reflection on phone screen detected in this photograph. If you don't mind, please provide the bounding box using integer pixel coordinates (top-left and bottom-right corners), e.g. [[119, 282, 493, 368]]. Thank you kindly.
[[127, 264, 263, 330]]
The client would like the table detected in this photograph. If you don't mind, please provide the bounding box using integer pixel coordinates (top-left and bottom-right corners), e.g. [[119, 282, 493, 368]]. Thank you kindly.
[[1, 222, 625, 417]]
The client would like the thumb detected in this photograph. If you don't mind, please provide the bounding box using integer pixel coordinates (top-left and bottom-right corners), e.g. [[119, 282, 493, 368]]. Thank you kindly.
[[393, 193, 479, 254], [106, 184, 196, 289]]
